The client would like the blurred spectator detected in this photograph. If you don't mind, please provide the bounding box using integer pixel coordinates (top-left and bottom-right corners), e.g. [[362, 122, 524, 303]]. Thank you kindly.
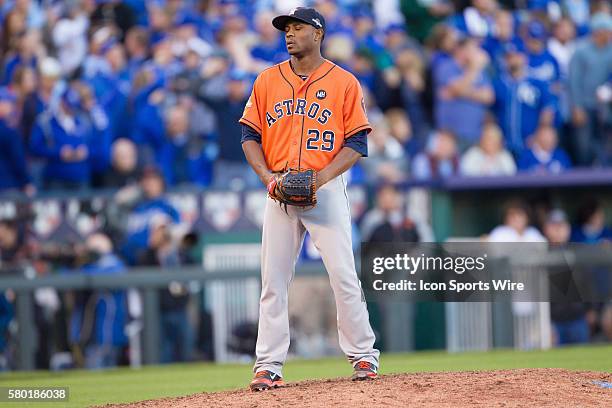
[[91, 39, 131, 142], [362, 117, 408, 183], [563, 0, 590, 34], [20, 57, 61, 144], [76, 82, 113, 186], [11, 0, 46, 30], [392, 48, 430, 142], [524, 19, 563, 127], [156, 104, 214, 187], [568, 12, 612, 165], [492, 42, 554, 155], [198, 67, 256, 188], [451, 0, 498, 38], [482, 9, 521, 72], [412, 130, 459, 180], [120, 167, 180, 266], [524, 20, 561, 84], [489, 199, 546, 241], [548, 17, 577, 129], [124, 26, 150, 77], [141, 218, 195, 364], [0, 9, 27, 58], [52, 7, 89, 77], [548, 17, 577, 78], [2, 29, 43, 86], [517, 125, 571, 173], [69, 233, 128, 369], [400, 0, 454, 43], [386, 108, 421, 157], [101, 138, 140, 188], [352, 8, 385, 55], [10, 65, 37, 116], [434, 37, 493, 148], [0, 291, 13, 370], [0, 219, 28, 269], [361, 184, 422, 243], [29, 86, 93, 190], [250, 11, 286, 66], [90, 0, 136, 39], [569, 198, 612, 341], [544, 209, 593, 345], [570, 199, 612, 243], [0, 88, 31, 194], [460, 122, 517, 176], [426, 24, 460, 67]]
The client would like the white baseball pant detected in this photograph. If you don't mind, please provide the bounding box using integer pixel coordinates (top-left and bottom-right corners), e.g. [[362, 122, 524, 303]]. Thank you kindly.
[[254, 174, 379, 377]]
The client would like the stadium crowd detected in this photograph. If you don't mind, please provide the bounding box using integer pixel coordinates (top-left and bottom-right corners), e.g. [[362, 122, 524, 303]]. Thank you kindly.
[[1, 0, 612, 370], [0, 0, 611, 193]]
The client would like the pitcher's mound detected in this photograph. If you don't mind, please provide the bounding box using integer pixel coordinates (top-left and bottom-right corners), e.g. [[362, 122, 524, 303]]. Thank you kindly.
[[105, 368, 611, 407]]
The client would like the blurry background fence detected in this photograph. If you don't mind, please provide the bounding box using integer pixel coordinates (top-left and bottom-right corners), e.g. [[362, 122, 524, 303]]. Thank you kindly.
[[3, 247, 611, 369]]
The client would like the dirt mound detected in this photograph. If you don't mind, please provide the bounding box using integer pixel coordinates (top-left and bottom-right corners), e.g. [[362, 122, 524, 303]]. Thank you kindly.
[[103, 368, 612, 408]]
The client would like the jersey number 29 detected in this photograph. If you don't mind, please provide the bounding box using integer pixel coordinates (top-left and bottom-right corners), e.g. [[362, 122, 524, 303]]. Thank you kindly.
[[306, 129, 335, 151]]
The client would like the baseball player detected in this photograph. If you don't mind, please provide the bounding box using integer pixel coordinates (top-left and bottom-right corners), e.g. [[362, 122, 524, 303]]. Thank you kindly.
[[240, 7, 380, 391]]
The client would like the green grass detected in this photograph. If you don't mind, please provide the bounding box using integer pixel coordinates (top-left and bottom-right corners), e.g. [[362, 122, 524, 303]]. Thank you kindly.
[[0, 345, 610, 407]]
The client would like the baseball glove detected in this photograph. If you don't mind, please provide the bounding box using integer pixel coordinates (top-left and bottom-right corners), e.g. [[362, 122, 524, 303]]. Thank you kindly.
[[267, 169, 317, 207]]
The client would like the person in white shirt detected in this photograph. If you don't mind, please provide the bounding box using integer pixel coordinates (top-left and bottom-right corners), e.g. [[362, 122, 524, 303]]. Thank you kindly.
[[52, 8, 89, 76], [548, 17, 577, 77], [488, 199, 546, 242], [460, 122, 516, 176]]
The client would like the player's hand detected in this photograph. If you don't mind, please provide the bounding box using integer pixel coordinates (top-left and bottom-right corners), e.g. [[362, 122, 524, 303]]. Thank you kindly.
[[315, 170, 327, 191], [266, 174, 278, 195]]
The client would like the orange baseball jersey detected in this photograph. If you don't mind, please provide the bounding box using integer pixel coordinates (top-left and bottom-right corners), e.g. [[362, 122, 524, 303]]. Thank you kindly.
[[239, 59, 371, 172]]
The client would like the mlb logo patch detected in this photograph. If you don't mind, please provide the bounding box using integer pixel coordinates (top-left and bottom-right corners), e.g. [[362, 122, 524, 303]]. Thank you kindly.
[[316, 90, 326, 99]]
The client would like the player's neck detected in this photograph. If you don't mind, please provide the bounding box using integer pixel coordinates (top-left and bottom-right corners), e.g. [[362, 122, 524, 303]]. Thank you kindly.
[[289, 54, 326, 78]]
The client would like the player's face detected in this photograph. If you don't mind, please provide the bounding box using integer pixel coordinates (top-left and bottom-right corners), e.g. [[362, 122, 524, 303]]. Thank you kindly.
[[284, 21, 320, 56]]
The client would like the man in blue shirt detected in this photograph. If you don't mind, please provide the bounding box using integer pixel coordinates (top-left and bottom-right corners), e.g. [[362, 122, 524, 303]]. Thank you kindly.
[[0, 88, 31, 194], [524, 20, 562, 126], [482, 9, 523, 74], [517, 125, 571, 173], [525, 21, 561, 84], [69, 233, 128, 369], [493, 42, 554, 155], [120, 166, 181, 265], [155, 104, 215, 187], [434, 38, 494, 148], [29, 87, 94, 190]]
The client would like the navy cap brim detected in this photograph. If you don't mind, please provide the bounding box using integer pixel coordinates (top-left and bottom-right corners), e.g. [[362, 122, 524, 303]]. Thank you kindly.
[[272, 15, 318, 31]]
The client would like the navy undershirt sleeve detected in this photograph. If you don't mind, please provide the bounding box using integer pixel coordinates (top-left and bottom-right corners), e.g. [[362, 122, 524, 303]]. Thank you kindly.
[[343, 129, 368, 157], [240, 124, 261, 144]]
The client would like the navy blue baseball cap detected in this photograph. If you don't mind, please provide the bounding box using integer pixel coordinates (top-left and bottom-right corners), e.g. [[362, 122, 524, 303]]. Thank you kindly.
[[272, 7, 326, 33]]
